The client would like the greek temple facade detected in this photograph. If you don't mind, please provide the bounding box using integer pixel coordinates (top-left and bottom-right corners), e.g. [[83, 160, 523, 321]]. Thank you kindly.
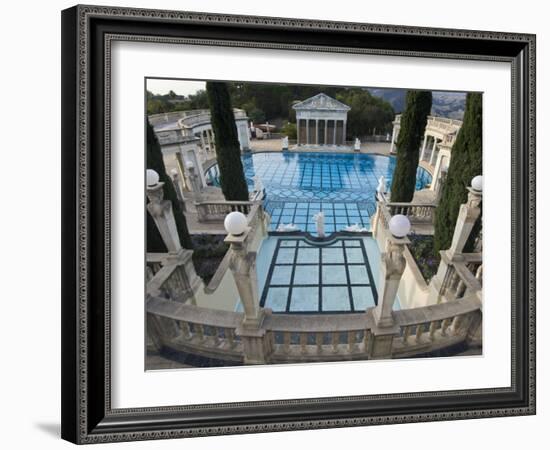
[[292, 93, 351, 147]]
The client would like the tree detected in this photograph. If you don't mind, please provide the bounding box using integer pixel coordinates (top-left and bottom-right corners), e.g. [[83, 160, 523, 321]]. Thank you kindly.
[[281, 122, 297, 140], [335, 89, 395, 138], [146, 121, 193, 251], [390, 90, 432, 202], [434, 93, 482, 253], [206, 82, 249, 201]]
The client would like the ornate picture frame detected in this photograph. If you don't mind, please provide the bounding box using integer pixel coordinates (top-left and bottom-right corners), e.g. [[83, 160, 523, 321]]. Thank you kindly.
[[61, 5, 536, 444]]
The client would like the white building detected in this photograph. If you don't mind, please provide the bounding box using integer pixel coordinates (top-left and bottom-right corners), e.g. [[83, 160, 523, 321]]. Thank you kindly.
[[292, 93, 351, 148], [149, 108, 251, 191]]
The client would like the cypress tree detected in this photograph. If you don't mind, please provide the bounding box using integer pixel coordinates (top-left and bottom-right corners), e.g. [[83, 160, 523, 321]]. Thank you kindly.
[[146, 120, 193, 251], [390, 90, 432, 202], [434, 92, 482, 253], [206, 82, 249, 201]]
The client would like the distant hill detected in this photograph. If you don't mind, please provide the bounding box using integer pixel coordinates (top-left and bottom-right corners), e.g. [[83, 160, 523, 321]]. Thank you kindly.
[[367, 88, 467, 120]]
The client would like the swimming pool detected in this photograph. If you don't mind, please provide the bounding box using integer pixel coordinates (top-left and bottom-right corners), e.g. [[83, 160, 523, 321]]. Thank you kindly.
[[205, 152, 432, 233]]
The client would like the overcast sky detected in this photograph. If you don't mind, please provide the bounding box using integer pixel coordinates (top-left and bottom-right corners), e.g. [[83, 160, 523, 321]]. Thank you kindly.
[[146, 79, 206, 96]]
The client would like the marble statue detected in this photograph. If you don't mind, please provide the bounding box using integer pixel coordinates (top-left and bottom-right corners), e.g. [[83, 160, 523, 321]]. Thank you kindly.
[[376, 175, 387, 195], [276, 223, 299, 232], [282, 136, 289, 151], [252, 175, 264, 193], [344, 223, 369, 233], [313, 211, 326, 238], [354, 137, 361, 151]]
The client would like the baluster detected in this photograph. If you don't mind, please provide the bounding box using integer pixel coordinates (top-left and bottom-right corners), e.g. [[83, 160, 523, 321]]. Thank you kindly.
[[450, 315, 462, 335], [226, 328, 236, 348], [331, 332, 339, 354], [476, 265, 483, 281], [415, 323, 423, 343], [315, 332, 323, 354], [402, 326, 411, 345], [300, 333, 308, 355], [348, 330, 357, 353], [180, 321, 191, 339], [283, 331, 291, 354], [441, 319, 451, 336], [195, 323, 204, 342], [363, 329, 370, 350], [456, 280, 466, 298], [429, 321, 438, 340], [212, 327, 221, 346]]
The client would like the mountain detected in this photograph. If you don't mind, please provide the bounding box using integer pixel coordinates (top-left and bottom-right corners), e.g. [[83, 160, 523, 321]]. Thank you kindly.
[[367, 88, 467, 120]]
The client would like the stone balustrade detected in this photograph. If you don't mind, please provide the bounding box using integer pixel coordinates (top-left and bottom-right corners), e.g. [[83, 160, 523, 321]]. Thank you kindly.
[[146, 291, 482, 364], [387, 202, 436, 223], [195, 200, 256, 223]]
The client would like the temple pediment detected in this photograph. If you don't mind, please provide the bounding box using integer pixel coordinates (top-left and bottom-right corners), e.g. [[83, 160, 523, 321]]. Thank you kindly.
[[292, 93, 351, 111]]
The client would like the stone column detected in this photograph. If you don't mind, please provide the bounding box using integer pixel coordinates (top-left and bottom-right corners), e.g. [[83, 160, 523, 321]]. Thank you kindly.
[[225, 229, 269, 364], [205, 129, 212, 153], [373, 235, 408, 327], [420, 134, 428, 161], [389, 126, 397, 154], [431, 152, 444, 192], [315, 119, 319, 145], [199, 131, 206, 152], [368, 234, 408, 358], [342, 119, 347, 145], [296, 120, 301, 146], [186, 163, 202, 195], [146, 182, 181, 254], [429, 138, 438, 166], [306, 119, 310, 145], [170, 170, 186, 209], [324, 119, 328, 145], [209, 129, 215, 152], [333, 120, 337, 145]]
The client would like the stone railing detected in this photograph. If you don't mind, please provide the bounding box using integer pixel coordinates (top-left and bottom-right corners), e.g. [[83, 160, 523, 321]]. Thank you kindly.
[[179, 109, 248, 129], [387, 202, 436, 224], [146, 250, 200, 304], [195, 200, 256, 223], [426, 115, 463, 131], [147, 292, 482, 364], [437, 252, 482, 301]]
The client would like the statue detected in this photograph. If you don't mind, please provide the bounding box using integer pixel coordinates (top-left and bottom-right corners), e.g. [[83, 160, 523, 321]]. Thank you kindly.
[[376, 176, 386, 196], [313, 211, 326, 238], [344, 223, 368, 233], [282, 136, 289, 151], [354, 137, 361, 151], [276, 223, 299, 232], [252, 175, 264, 193]]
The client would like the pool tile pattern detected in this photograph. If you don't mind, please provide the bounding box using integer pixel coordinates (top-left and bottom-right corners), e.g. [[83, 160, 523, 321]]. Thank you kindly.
[[260, 237, 378, 313], [206, 152, 431, 233]]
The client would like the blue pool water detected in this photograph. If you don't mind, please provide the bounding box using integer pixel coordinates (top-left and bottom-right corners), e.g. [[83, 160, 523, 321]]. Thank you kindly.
[[205, 152, 431, 233]]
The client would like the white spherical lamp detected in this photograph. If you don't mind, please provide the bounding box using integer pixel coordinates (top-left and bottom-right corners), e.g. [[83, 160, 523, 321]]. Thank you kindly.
[[170, 168, 178, 177], [471, 175, 483, 192], [389, 214, 411, 238], [224, 211, 248, 236], [146, 169, 160, 187]]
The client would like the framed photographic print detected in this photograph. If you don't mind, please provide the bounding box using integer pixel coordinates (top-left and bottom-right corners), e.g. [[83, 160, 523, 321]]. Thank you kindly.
[[61, 4, 536, 444]]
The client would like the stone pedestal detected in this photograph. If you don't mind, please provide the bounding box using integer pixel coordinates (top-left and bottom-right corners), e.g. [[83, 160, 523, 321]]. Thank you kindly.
[[448, 187, 482, 255], [373, 235, 409, 328], [225, 228, 270, 363], [368, 323, 401, 359], [146, 182, 181, 254], [235, 310, 271, 364]]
